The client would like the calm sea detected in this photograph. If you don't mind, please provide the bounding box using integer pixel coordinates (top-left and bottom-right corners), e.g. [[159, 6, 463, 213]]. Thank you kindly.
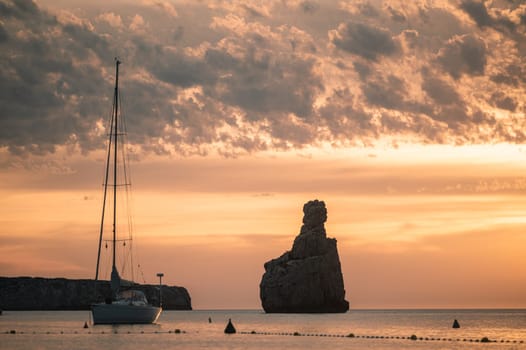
[[1, 309, 525, 349]]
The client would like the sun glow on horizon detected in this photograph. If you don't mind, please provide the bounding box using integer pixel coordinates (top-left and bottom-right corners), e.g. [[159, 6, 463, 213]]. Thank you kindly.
[[2, 142, 526, 308]]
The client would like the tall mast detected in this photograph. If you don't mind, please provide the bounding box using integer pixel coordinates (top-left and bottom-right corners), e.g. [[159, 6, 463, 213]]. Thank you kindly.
[[95, 60, 118, 281], [112, 59, 120, 273]]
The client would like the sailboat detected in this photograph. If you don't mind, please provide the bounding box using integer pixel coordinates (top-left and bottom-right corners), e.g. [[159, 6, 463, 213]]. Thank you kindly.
[[91, 59, 162, 324]]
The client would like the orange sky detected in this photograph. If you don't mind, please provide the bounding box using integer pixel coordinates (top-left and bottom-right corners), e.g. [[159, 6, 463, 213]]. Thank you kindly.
[[2, 144, 526, 309]]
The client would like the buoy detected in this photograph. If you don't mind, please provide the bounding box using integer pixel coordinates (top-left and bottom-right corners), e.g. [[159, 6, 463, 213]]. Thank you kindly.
[[452, 319, 460, 328], [224, 318, 236, 334], [83, 321, 89, 329]]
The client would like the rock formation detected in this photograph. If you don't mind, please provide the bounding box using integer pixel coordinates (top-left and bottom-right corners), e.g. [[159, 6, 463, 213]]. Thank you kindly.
[[260, 200, 349, 313], [0, 277, 192, 310]]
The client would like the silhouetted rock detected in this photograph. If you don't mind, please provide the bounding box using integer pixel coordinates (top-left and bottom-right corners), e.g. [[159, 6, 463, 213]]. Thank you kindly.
[[0, 277, 192, 310], [260, 200, 349, 313]]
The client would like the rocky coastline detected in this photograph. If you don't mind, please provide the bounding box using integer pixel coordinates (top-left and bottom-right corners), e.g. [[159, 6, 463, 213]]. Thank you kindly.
[[0, 277, 192, 311]]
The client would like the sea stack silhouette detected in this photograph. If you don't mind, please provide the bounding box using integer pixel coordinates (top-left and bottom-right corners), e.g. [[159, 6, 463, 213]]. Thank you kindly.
[[259, 199, 349, 313]]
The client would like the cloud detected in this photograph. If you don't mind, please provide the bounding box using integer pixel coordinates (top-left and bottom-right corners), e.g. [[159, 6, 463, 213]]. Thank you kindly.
[[386, 5, 406, 22], [421, 71, 461, 106], [129, 14, 147, 32], [0, 0, 525, 160], [0, 0, 39, 19], [490, 91, 517, 111], [142, 0, 178, 18], [490, 63, 526, 87], [340, 0, 380, 18], [362, 74, 407, 110], [299, 1, 319, 14], [0, 21, 8, 42], [436, 34, 487, 79], [0, 1, 111, 155], [329, 21, 399, 60], [459, 0, 519, 33], [460, 0, 493, 27], [96, 12, 123, 28], [148, 48, 214, 88]]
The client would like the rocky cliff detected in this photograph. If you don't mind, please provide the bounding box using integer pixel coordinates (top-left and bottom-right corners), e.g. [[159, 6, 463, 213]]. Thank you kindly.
[[260, 200, 349, 313], [0, 277, 192, 310]]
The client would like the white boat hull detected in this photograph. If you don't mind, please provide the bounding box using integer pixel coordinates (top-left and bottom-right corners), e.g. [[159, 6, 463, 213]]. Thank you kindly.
[[91, 303, 162, 324]]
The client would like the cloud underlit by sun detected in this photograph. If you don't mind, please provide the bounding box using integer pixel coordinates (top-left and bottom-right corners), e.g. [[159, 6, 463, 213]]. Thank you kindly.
[[0, 0, 524, 160]]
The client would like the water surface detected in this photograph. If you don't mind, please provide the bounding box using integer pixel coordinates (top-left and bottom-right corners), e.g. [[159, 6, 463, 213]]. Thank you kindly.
[[2, 309, 525, 349]]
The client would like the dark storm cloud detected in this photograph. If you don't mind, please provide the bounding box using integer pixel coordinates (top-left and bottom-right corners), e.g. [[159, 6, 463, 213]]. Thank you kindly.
[[331, 21, 399, 60], [436, 34, 486, 79]]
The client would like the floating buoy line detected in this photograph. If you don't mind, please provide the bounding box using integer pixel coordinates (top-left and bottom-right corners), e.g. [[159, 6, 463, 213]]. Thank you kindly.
[[239, 330, 525, 344], [3, 328, 525, 344], [3, 319, 525, 345]]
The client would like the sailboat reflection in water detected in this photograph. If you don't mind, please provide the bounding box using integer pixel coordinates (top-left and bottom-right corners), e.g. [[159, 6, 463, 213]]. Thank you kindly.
[[91, 59, 162, 324]]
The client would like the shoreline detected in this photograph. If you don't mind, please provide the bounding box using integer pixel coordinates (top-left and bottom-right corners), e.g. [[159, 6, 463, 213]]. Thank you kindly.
[[0, 276, 192, 311]]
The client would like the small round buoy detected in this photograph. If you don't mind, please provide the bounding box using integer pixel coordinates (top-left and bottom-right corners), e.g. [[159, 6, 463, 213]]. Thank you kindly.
[[452, 319, 460, 329], [83, 321, 89, 329], [224, 318, 236, 334]]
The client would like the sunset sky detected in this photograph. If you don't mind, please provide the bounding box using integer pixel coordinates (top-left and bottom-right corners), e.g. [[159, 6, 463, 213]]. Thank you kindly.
[[1, 0, 526, 309]]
